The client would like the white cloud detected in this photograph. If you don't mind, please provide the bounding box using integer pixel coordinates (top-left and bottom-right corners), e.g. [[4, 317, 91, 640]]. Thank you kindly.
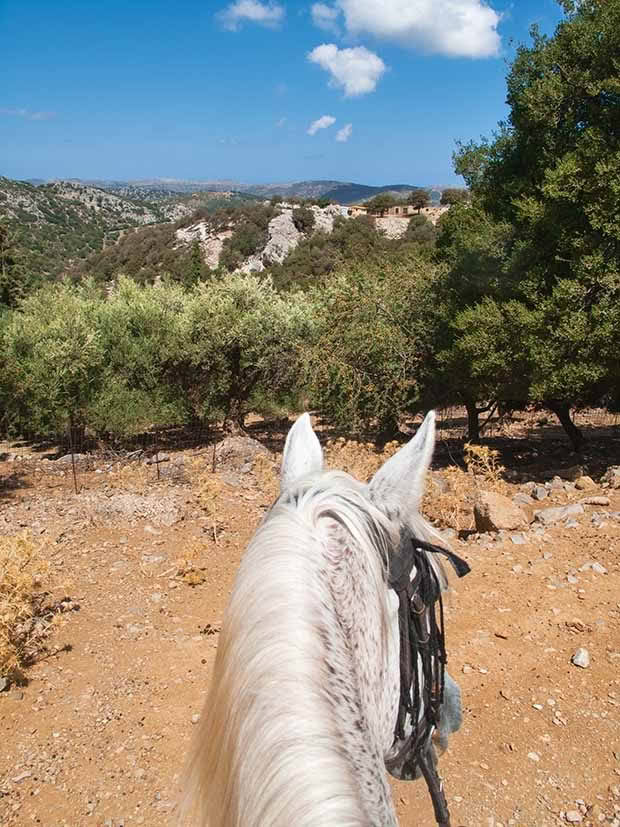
[[307, 114, 336, 135], [308, 43, 386, 96], [311, 3, 341, 35], [276, 117, 287, 126], [335, 122, 352, 142], [217, 0, 284, 30], [0, 107, 56, 121], [335, 0, 501, 58]]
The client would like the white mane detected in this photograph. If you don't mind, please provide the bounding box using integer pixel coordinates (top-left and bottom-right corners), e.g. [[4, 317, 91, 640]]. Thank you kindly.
[[180, 411, 455, 827]]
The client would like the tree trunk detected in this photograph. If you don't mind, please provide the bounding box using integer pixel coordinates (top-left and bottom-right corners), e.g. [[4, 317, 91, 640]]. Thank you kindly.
[[546, 401, 585, 452], [465, 401, 480, 443]]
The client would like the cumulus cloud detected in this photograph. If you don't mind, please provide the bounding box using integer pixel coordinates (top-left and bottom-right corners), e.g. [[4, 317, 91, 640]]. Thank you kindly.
[[336, 0, 501, 58], [307, 114, 336, 135], [217, 0, 284, 30], [308, 44, 386, 96], [0, 107, 56, 120], [336, 123, 353, 142], [311, 3, 341, 35]]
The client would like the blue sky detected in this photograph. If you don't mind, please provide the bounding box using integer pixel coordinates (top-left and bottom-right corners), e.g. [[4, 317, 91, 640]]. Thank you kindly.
[[1, 0, 565, 186]]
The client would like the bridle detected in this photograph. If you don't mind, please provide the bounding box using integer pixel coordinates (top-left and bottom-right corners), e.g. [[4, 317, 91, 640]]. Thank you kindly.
[[385, 530, 470, 827]]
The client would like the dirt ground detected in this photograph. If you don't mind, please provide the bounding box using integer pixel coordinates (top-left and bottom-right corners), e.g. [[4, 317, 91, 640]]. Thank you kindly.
[[1, 412, 619, 827]]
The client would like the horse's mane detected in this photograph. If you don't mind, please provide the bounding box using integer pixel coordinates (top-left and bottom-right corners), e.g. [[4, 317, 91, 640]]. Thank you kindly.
[[180, 468, 444, 827]]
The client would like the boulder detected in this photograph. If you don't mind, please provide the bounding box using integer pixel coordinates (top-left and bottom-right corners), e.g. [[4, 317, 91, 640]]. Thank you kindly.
[[474, 491, 529, 533], [575, 475, 597, 491], [601, 466, 620, 489]]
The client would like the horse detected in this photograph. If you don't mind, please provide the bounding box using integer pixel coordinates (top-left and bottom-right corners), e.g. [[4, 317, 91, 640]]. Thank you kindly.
[[180, 410, 468, 826]]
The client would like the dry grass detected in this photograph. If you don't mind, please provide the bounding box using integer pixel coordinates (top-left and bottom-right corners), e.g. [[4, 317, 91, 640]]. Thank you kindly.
[[0, 532, 54, 679], [251, 452, 279, 503]]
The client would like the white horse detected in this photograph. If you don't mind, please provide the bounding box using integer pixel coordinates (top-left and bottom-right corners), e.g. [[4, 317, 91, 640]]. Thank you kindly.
[[181, 411, 465, 826]]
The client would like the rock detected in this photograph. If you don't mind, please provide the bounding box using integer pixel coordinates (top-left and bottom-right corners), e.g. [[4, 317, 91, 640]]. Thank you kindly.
[[474, 491, 529, 533], [532, 485, 548, 501], [534, 503, 585, 526], [513, 493, 534, 506], [565, 811, 583, 823], [191, 713, 201, 724], [215, 435, 272, 471], [575, 476, 597, 491], [144, 452, 170, 465], [580, 496, 610, 506], [510, 533, 527, 545], [527, 751, 540, 761], [56, 452, 88, 463], [601, 466, 620, 489], [579, 561, 608, 575], [550, 476, 565, 491], [0, 676, 8, 692], [571, 648, 590, 668], [547, 464, 584, 482]]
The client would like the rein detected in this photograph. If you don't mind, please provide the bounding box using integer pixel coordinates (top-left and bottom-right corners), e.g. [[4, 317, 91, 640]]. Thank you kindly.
[[385, 532, 470, 826]]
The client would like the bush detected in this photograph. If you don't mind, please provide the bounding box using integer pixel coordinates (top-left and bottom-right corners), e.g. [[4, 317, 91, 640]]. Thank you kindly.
[[0, 533, 51, 680], [292, 207, 316, 234]]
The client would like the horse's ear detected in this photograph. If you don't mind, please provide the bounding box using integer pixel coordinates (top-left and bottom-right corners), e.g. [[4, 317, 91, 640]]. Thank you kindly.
[[280, 413, 323, 491], [368, 411, 435, 515]]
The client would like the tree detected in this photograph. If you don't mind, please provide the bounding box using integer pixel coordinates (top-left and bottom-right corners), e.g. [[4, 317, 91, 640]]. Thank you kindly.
[[186, 240, 205, 285], [451, 0, 620, 448], [439, 188, 469, 206], [292, 206, 316, 234], [0, 223, 35, 308], [366, 194, 397, 216], [408, 188, 430, 213]]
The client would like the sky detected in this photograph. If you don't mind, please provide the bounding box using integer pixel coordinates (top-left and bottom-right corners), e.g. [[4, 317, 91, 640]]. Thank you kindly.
[[1, 0, 565, 186]]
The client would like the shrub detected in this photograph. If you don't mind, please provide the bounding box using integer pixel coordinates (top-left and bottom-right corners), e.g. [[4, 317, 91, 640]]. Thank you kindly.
[[292, 207, 316, 234], [0, 533, 52, 680]]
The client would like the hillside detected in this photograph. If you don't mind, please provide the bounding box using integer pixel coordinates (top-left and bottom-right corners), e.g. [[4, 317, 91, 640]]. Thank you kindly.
[[0, 178, 261, 279], [0, 178, 164, 278]]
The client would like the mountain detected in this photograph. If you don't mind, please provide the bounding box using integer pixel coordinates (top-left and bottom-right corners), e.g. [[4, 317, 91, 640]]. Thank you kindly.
[[24, 177, 433, 205], [0, 177, 261, 277]]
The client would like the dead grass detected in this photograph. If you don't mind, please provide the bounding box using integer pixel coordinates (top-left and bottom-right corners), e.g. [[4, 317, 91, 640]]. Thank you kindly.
[[0, 532, 54, 679]]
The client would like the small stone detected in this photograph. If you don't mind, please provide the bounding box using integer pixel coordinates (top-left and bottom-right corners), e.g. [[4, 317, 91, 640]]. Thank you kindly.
[[532, 485, 548, 501], [11, 771, 32, 783], [0, 676, 8, 692], [565, 811, 583, 823], [510, 533, 527, 545], [191, 713, 201, 724], [462, 664, 474, 674], [591, 562, 608, 575], [571, 648, 590, 668], [528, 751, 540, 761], [532, 703, 543, 710]]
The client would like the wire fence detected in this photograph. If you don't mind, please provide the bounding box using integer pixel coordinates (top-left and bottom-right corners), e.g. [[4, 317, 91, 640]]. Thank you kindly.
[[1, 406, 619, 496]]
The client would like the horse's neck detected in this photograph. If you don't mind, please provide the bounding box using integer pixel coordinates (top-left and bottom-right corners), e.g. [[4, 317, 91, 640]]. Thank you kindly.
[[317, 521, 400, 826], [184, 511, 399, 827]]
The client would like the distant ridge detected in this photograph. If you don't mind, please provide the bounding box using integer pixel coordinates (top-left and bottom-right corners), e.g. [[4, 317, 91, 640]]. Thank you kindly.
[[23, 177, 435, 204]]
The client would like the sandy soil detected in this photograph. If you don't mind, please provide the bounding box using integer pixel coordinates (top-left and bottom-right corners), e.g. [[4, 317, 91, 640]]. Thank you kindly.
[[1, 415, 619, 827]]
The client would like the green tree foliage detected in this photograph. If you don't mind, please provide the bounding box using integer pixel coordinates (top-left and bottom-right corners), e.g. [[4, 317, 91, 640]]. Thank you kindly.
[[0, 223, 36, 308], [176, 273, 313, 427], [219, 204, 277, 272], [91, 277, 188, 437], [408, 188, 431, 213], [305, 254, 439, 436], [366, 194, 397, 216], [439, 188, 469, 206], [445, 0, 620, 445], [291, 206, 316, 234], [1, 281, 106, 440]]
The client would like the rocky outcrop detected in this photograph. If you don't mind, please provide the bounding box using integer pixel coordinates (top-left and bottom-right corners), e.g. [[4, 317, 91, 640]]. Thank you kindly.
[[474, 491, 529, 532]]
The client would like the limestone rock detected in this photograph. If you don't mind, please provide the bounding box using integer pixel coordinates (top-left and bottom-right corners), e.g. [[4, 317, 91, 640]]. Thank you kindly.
[[534, 503, 585, 526], [474, 491, 529, 533], [575, 475, 597, 491]]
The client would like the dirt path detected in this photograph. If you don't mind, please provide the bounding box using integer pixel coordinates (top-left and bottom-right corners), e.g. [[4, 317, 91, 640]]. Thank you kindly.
[[1, 427, 619, 826]]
